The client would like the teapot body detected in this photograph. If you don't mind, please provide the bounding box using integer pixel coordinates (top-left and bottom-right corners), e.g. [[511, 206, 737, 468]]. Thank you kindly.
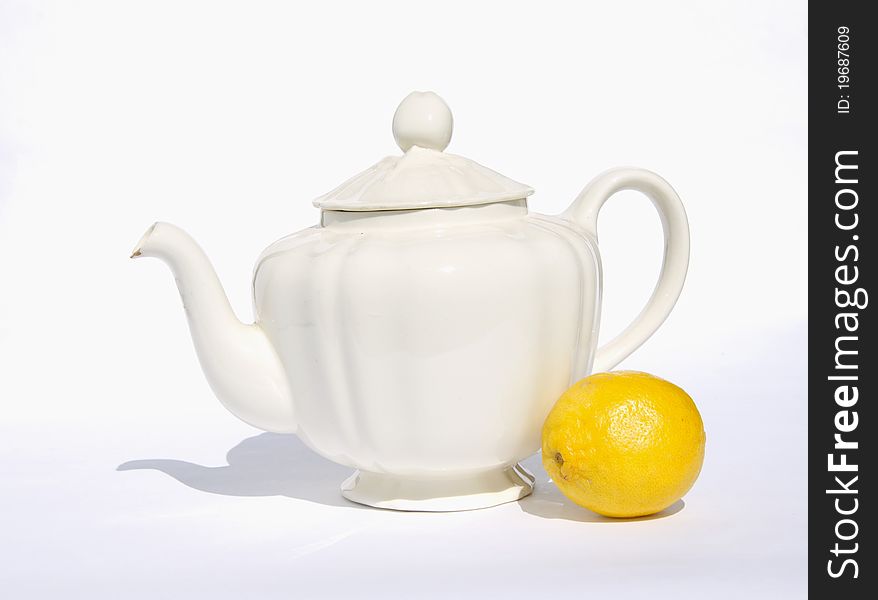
[[254, 200, 600, 490]]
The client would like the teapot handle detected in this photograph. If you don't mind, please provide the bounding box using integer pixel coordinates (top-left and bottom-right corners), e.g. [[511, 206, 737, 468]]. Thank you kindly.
[[564, 167, 690, 373]]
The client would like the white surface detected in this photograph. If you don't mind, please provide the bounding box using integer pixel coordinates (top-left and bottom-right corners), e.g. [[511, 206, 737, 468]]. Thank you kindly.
[[0, 325, 806, 599], [0, 1, 806, 598]]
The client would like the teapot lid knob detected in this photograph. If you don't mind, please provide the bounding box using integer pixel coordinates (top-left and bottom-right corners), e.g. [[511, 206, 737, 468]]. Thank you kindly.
[[392, 91, 453, 153]]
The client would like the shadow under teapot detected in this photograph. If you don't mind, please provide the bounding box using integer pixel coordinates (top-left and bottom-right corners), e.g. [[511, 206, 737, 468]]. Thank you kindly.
[[117, 432, 358, 509]]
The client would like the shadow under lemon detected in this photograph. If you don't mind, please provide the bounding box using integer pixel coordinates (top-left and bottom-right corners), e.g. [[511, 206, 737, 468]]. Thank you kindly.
[[517, 452, 685, 522]]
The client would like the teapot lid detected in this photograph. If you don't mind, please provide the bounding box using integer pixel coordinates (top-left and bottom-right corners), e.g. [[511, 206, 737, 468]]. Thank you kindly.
[[313, 91, 534, 211]]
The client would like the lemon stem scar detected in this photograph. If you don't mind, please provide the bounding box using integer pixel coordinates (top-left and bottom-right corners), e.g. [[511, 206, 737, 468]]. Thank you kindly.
[[554, 452, 565, 467]]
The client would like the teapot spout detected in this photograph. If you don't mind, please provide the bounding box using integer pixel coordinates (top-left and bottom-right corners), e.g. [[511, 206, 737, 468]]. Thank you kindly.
[[131, 222, 296, 433]]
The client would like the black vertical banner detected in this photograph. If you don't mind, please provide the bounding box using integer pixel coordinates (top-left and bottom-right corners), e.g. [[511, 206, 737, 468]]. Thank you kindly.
[[809, 2, 875, 596]]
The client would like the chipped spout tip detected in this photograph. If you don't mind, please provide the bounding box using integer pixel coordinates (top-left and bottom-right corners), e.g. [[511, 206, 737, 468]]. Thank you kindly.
[[130, 222, 158, 259]]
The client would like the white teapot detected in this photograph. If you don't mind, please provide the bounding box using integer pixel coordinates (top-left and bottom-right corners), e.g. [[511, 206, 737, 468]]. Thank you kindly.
[[132, 92, 689, 511]]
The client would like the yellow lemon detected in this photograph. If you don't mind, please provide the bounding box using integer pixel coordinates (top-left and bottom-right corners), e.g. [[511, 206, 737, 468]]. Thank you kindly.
[[542, 371, 705, 518]]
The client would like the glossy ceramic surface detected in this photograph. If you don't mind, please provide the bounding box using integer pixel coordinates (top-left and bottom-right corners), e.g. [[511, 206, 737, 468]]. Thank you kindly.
[[255, 201, 598, 479], [132, 92, 690, 511]]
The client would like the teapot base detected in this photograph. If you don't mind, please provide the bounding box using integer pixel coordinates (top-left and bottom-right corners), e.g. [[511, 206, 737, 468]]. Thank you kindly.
[[340, 463, 535, 512]]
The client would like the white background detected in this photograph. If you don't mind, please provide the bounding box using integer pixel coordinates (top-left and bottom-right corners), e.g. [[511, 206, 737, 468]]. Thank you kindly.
[[0, 1, 806, 598]]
